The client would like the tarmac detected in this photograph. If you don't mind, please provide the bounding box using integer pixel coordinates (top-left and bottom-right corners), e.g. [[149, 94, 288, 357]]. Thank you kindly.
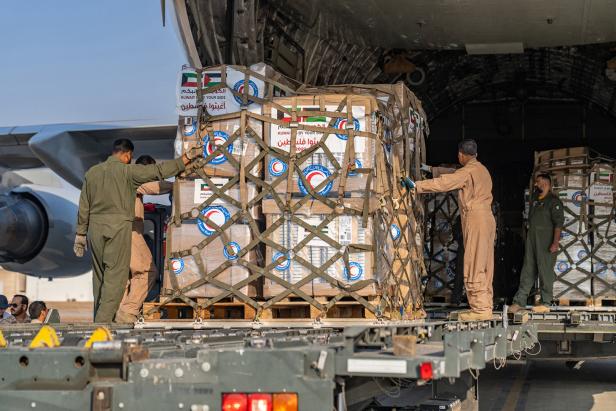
[[480, 360, 616, 411]]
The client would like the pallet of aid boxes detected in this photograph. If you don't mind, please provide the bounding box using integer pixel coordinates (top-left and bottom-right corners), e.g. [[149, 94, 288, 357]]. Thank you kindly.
[[423, 188, 460, 303], [588, 163, 616, 303], [258, 84, 427, 319], [160, 64, 297, 311]]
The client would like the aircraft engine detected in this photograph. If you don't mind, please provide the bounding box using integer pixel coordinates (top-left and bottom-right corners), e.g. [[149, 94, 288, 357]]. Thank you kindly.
[[0, 185, 91, 278]]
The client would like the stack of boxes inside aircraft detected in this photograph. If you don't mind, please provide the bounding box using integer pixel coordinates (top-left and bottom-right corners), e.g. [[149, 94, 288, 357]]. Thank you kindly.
[[423, 182, 460, 302], [162, 64, 429, 319], [531, 147, 616, 304]]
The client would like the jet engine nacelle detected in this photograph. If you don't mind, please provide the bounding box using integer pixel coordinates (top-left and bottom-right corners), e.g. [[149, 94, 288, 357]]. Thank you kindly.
[[0, 184, 91, 278]]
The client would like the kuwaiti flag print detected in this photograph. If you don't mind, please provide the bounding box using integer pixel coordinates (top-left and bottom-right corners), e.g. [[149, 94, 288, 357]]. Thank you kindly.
[[181, 72, 198, 87]]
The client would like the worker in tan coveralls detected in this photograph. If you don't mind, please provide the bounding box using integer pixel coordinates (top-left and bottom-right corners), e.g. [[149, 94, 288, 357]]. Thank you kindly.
[[75, 139, 190, 323], [406, 139, 496, 321], [115, 155, 173, 323]]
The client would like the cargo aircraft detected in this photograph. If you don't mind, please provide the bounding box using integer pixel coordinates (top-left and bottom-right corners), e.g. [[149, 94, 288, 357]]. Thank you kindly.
[[2, 0, 616, 278]]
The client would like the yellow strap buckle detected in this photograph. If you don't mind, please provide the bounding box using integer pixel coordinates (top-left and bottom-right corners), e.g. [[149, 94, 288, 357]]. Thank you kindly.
[[29, 325, 60, 348], [85, 327, 113, 348], [0, 330, 7, 348]]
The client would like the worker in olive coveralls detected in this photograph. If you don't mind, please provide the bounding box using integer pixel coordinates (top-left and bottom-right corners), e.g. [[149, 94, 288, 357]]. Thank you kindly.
[[404, 139, 496, 321], [510, 173, 564, 314], [74, 139, 190, 322]]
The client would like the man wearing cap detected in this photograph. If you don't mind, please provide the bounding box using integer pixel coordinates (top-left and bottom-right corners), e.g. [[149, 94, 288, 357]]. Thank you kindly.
[[0, 294, 15, 322], [510, 173, 564, 313], [405, 139, 496, 321]]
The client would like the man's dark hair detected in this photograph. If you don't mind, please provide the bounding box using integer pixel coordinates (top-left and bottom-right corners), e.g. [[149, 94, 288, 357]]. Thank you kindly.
[[14, 294, 28, 307], [536, 173, 552, 184], [136, 155, 156, 165], [28, 301, 46, 319], [458, 139, 478, 156], [112, 139, 135, 153]]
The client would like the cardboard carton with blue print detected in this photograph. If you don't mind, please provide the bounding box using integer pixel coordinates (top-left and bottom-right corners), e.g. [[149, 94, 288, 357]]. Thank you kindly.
[[163, 222, 258, 298], [262, 203, 376, 297], [264, 94, 378, 197], [179, 116, 263, 178], [176, 177, 261, 221], [553, 240, 592, 299]]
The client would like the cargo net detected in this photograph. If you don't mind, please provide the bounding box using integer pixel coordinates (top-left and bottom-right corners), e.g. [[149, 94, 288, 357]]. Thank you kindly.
[[423, 191, 460, 302], [155, 65, 428, 320], [533, 147, 616, 302]]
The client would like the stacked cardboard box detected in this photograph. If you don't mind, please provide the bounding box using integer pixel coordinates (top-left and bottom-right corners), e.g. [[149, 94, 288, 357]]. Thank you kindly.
[[165, 64, 296, 298], [263, 95, 377, 197], [162, 65, 428, 319], [589, 163, 616, 298], [424, 190, 460, 301], [260, 93, 381, 298], [262, 199, 376, 296], [420, 166, 459, 302]]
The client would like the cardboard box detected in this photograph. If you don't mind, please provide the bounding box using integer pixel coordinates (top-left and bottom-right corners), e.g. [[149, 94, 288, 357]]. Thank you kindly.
[[424, 267, 454, 297], [175, 178, 260, 220], [261, 197, 379, 216], [179, 116, 263, 177], [551, 173, 588, 189], [164, 222, 257, 298], [264, 95, 378, 197], [553, 240, 592, 299], [262, 211, 376, 297], [589, 181, 614, 218], [590, 163, 614, 184], [557, 189, 590, 241], [176, 63, 295, 117], [535, 147, 588, 171], [592, 244, 616, 297]]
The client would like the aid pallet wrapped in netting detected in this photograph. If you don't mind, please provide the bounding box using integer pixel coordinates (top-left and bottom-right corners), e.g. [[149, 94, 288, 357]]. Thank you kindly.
[[160, 65, 428, 319], [423, 186, 460, 302], [533, 147, 616, 302]]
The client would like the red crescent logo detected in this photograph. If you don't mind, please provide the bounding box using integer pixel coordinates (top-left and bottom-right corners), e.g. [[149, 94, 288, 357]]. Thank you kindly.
[[204, 209, 222, 230], [306, 171, 324, 188]]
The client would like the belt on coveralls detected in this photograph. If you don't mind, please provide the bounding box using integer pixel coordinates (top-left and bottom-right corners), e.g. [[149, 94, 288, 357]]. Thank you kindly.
[[461, 205, 492, 214], [90, 214, 134, 223]]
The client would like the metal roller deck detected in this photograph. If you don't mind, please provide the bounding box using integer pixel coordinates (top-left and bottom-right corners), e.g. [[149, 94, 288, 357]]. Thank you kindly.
[[0, 318, 537, 410]]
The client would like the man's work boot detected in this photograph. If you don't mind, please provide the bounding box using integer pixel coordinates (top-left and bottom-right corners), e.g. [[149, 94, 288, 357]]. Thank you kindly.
[[114, 310, 138, 323], [532, 305, 550, 313], [459, 311, 493, 321], [509, 304, 524, 314]]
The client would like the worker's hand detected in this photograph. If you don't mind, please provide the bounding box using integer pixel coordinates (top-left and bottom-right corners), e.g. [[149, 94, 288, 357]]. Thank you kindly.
[[549, 242, 559, 253], [73, 234, 87, 257], [181, 153, 191, 165], [400, 176, 416, 191], [182, 145, 203, 164]]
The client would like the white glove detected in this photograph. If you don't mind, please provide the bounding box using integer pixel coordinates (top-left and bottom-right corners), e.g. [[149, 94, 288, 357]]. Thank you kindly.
[[74, 234, 87, 257]]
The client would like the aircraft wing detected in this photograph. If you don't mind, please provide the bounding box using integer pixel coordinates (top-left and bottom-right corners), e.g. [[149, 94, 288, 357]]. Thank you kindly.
[[0, 122, 177, 188]]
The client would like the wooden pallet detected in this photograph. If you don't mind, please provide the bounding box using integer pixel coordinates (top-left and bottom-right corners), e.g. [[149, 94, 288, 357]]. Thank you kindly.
[[592, 298, 616, 307], [143, 296, 382, 321], [556, 298, 594, 307]]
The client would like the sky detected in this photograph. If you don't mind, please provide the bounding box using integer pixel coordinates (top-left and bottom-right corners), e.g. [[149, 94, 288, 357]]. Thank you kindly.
[[0, 1, 187, 126]]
